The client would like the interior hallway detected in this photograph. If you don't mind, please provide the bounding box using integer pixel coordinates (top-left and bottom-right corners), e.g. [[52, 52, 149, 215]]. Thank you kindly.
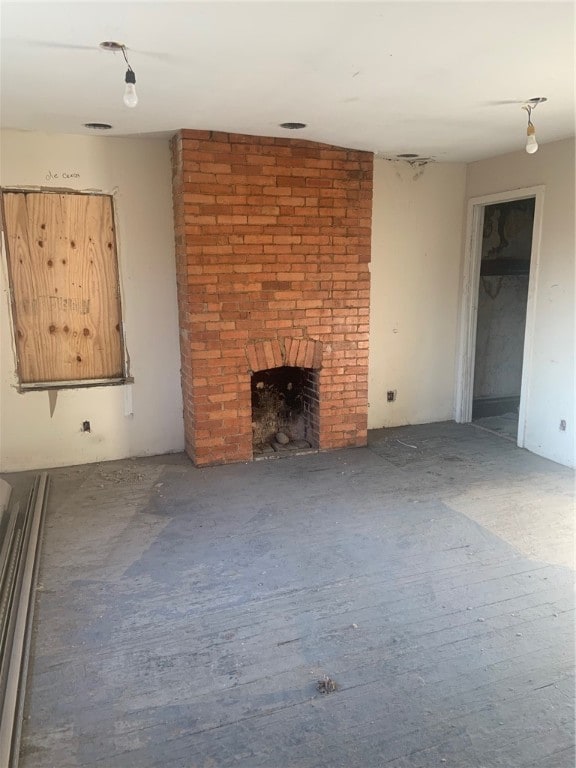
[[5, 423, 574, 768]]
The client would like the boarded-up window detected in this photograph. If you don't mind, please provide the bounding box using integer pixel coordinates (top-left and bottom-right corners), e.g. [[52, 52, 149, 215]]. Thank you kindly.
[[2, 191, 125, 385]]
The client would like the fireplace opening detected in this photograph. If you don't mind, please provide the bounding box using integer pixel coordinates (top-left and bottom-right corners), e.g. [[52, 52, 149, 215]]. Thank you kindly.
[[251, 366, 319, 457]]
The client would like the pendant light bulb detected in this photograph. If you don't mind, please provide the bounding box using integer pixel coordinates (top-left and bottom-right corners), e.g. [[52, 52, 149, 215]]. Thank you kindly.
[[521, 100, 546, 155], [123, 68, 138, 108], [526, 121, 538, 154]]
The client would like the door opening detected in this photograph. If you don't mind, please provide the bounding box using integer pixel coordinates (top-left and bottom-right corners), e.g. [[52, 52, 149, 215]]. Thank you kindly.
[[472, 198, 535, 440], [455, 186, 544, 447]]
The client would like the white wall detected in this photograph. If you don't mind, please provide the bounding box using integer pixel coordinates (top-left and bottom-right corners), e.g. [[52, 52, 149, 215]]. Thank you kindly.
[[465, 138, 575, 467], [368, 158, 467, 428], [2, 134, 572, 470], [0, 131, 184, 471]]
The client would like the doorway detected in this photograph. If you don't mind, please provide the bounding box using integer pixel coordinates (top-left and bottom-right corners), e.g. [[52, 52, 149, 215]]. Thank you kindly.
[[472, 197, 535, 439], [455, 186, 544, 447]]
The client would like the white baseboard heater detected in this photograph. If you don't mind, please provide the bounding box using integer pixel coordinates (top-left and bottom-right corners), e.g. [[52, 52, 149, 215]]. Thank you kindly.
[[0, 473, 49, 768]]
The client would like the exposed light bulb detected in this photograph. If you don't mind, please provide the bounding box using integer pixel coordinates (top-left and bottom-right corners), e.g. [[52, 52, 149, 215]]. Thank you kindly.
[[526, 122, 538, 154], [123, 69, 138, 108]]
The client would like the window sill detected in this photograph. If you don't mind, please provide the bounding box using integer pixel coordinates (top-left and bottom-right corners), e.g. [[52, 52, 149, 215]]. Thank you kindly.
[[17, 377, 134, 393]]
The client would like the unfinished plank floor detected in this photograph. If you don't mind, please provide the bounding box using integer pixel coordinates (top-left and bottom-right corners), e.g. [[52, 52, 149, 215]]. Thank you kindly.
[[7, 423, 575, 767]]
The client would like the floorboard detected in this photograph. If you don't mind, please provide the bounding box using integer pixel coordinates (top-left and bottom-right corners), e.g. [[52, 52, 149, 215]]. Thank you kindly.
[[3, 422, 574, 768]]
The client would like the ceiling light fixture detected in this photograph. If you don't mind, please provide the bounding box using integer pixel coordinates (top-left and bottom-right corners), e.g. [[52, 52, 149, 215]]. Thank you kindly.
[[279, 122, 307, 130], [99, 41, 123, 52], [521, 97, 547, 154], [121, 46, 138, 108], [99, 41, 138, 108], [83, 122, 113, 130]]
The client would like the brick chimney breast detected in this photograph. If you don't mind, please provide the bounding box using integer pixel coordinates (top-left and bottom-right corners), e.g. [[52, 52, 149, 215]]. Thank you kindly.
[[171, 130, 373, 466]]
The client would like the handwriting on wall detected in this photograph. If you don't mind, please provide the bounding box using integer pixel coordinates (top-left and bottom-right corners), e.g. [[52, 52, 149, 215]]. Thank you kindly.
[[45, 170, 81, 182]]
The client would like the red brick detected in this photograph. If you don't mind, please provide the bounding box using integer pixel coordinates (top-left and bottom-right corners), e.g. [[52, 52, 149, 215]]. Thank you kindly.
[[255, 344, 267, 371], [246, 345, 258, 372], [287, 338, 300, 366]]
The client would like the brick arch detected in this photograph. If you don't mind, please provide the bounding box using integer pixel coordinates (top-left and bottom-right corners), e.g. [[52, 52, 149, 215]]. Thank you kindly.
[[246, 338, 323, 373]]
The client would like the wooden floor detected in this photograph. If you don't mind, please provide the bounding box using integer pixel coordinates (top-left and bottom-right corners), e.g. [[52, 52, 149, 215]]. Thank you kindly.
[[6, 423, 575, 767]]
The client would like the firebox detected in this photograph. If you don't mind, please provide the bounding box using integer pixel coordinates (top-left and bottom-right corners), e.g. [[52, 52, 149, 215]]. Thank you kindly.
[[251, 366, 319, 457]]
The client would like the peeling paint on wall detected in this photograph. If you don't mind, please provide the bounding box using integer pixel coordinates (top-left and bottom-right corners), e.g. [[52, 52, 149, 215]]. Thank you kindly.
[[384, 157, 434, 183], [474, 275, 530, 398]]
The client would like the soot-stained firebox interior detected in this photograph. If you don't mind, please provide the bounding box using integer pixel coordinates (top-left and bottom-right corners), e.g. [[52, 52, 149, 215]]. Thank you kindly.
[[251, 366, 319, 457]]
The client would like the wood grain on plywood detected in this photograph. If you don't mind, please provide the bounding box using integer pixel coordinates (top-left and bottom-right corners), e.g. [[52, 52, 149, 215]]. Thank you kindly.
[[3, 192, 123, 383]]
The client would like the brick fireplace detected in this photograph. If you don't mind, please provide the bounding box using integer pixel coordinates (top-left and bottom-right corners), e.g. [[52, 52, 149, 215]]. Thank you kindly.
[[171, 130, 373, 466]]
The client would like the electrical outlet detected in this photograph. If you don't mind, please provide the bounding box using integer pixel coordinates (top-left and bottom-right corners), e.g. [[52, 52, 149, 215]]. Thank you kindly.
[[387, 390, 396, 402], [82, 420, 91, 433], [559, 419, 566, 431]]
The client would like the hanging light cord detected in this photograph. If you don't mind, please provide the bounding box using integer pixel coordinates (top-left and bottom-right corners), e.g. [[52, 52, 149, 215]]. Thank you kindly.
[[522, 104, 533, 127], [120, 45, 138, 107], [121, 45, 134, 73]]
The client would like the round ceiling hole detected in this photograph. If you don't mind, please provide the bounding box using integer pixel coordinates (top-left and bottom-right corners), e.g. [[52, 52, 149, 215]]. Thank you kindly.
[[83, 122, 113, 130], [99, 41, 125, 51], [396, 153, 419, 158], [279, 122, 307, 130]]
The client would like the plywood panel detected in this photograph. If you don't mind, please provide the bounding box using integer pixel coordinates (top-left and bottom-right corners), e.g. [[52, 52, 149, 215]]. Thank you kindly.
[[2, 192, 123, 383]]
